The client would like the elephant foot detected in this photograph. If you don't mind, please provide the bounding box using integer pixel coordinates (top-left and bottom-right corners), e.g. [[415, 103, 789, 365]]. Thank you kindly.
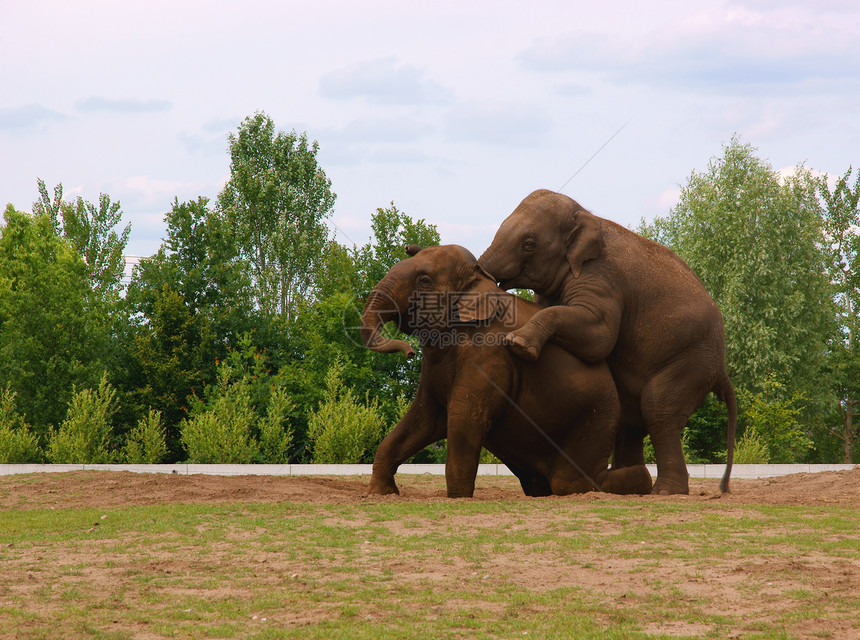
[[600, 465, 652, 495], [650, 477, 689, 495], [504, 333, 540, 361], [367, 477, 400, 496]]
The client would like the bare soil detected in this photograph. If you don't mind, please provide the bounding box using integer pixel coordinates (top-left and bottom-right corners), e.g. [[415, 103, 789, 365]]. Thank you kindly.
[[1, 467, 859, 510], [1, 469, 858, 639]]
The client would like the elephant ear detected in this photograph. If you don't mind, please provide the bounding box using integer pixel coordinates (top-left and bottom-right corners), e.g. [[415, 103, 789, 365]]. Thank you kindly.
[[455, 267, 509, 324], [564, 209, 605, 278]]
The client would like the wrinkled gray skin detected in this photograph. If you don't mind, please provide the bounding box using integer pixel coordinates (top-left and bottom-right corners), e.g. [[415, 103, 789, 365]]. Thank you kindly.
[[361, 244, 653, 498], [478, 189, 736, 495]]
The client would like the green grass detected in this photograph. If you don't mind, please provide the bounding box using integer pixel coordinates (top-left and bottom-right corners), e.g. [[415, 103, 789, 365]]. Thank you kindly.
[[0, 492, 858, 639]]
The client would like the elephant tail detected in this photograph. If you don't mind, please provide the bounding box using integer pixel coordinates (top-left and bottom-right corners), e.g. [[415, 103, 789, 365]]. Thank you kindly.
[[714, 374, 737, 494]]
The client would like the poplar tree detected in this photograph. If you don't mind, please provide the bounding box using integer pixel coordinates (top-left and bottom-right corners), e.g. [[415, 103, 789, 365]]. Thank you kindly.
[[218, 112, 335, 319]]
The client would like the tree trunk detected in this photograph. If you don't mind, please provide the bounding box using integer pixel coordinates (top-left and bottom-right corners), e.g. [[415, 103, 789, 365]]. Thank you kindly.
[[843, 398, 857, 464]]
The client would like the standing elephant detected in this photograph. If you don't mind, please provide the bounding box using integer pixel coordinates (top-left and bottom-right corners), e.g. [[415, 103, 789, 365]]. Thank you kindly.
[[360, 244, 652, 498], [478, 189, 736, 495]]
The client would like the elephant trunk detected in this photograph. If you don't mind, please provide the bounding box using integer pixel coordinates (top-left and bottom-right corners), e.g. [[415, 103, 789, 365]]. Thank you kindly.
[[477, 242, 514, 284], [360, 286, 416, 358]]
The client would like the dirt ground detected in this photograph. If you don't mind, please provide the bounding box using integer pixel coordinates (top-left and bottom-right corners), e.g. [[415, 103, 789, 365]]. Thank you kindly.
[[1, 469, 859, 639], [1, 467, 859, 510]]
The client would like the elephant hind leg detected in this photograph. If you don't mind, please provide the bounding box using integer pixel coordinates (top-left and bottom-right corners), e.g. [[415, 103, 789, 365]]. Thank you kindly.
[[506, 461, 553, 497], [640, 361, 714, 495], [611, 406, 647, 469], [599, 465, 652, 495]]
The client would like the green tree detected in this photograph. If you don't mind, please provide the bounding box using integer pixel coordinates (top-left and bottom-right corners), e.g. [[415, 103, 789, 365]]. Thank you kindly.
[[819, 167, 860, 462], [180, 339, 293, 464], [48, 375, 118, 464], [307, 359, 384, 463], [33, 180, 130, 298], [123, 409, 168, 464], [218, 111, 336, 318], [353, 203, 441, 290], [0, 387, 43, 463], [123, 197, 261, 457], [0, 206, 108, 432], [644, 137, 834, 409], [740, 376, 814, 464], [180, 367, 260, 464]]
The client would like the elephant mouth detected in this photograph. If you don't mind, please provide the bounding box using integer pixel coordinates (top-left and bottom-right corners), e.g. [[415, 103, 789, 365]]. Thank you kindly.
[[497, 276, 522, 291]]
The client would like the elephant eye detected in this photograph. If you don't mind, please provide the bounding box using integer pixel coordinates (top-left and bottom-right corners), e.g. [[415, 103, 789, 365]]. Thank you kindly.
[[417, 274, 433, 287], [521, 239, 536, 252]]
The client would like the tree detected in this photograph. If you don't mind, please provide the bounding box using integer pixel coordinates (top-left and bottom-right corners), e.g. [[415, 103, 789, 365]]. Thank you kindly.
[[48, 375, 118, 464], [819, 167, 860, 462], [0, 387, 42, 463], [218, 112, 335, 318], [740, 376, 814, 464], [123, 197, 260, 457], [179, 338, 294, 464], [353, 203, 441, 290], [33, 179, 130, 298], [0, 206, 108, 432], [645, 137, 834, 408], [123, 409, 168, 464], [278, 204, 440, 460], [307, 359, 384, 463]]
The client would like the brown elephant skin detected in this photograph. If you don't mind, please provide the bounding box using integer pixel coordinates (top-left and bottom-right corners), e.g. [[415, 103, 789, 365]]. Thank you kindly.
[[360, 244, 652, 499], [478, 189, 736, 495]]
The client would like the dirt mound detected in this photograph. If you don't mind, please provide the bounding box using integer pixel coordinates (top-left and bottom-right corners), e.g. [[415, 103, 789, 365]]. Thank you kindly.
[[1, 467, 858, 510], [721, 467, 860, 506]]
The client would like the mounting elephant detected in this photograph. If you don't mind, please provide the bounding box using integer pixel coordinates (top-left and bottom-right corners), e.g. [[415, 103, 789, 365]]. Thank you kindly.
[[360, 244, 652, 498], [478, 189, 736, 495]]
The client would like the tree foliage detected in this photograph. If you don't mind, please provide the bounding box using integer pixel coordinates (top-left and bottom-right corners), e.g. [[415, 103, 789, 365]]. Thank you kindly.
[[48, 375, 118, 464], [307, 359, 384, 464], [179, 339, 294, 464], [0, 206, 109, 431], [819, 167, 860, 462], [122, 197, 261, 456], [7, 117, 858, 465], [739, 376, 814, 464], [0, 387, 42, 463], [218, 111, 335, 318], [645, 137, 835, 410], [123, 409, 168, 464]]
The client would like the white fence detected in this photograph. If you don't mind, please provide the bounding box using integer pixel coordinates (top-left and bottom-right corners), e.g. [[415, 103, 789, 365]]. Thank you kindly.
[[0, 463, 856, 478]]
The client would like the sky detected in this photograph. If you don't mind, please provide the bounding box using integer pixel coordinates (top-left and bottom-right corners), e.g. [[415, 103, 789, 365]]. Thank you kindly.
[[2, 0, 859, 259]]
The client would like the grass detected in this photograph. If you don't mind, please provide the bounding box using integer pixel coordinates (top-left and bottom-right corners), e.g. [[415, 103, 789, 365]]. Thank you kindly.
[[0, 484, 858, 639]]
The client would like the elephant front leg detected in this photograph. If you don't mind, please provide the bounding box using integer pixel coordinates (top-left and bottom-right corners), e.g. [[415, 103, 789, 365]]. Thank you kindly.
[[369, 393, 444, 496], [442, 365, 510, 498], [445, 427, 484, 498], [504, 318, 550, 361], [444, 385, 503, 498], [505, 299, 622, 364]]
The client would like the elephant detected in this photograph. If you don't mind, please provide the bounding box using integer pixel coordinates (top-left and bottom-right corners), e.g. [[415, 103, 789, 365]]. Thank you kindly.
[[478, 189, 736, 495], [360, 243, 653, 498]]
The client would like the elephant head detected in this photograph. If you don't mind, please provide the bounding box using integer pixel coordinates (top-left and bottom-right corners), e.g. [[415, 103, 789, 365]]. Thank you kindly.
[[360, 245, 506, 356], [478, 189, 606, 294]]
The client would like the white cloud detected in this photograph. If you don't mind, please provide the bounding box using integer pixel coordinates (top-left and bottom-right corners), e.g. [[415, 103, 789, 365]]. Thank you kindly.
[[443, 103, 552, 147], [75, 97, 172, 113], [326, 116, 434, 145], [107, 175, 207, 212], [517, 5, 860, 94], [319, 57, 452, 106], [0, 104, 71, 131], [654, 187, 682, 212]]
